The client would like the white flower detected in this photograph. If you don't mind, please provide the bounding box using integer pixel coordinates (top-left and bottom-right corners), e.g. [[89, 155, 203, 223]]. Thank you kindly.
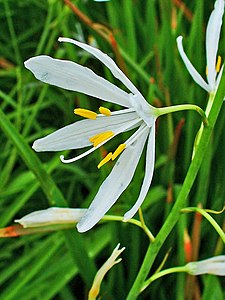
[[177, 0, 224, 95], [88, 243, 125, 300], [24, 37, 158, 232], [186, 256, 225, 276], [15, 207, 87, 227]]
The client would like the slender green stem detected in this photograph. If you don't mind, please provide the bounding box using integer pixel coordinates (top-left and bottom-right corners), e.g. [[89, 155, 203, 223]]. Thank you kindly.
[[181, 207, 225, 243], [192, 93, 214, 157], [126, 70, 225, 299], [139, 209, 155, 242], [157, 104, 208, 126], [102, 215, 155, 241], [141, 266, 189, 292]]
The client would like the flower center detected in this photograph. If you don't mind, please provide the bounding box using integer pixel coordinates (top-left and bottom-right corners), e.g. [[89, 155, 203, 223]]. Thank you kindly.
[[74, 106, 127, 168]]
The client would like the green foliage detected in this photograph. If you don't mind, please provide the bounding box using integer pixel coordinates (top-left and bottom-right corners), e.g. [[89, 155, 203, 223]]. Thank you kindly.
[[0, 0, 224, 299]]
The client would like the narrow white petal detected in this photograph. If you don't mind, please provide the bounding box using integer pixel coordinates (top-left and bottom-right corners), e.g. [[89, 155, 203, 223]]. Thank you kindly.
[[25, 55, 131, 107], [206, 0, 224, 89], [177, 36, 210, 92], [60, 117, 141, 163], [123, 124, 155, 220], [216, 64, 224, 87], [15, 207, 86, 227], [58, 37, 143, 98], [77, 126, 149, 232], [33, 110, 138, 152], [191, 262, 225, 276]]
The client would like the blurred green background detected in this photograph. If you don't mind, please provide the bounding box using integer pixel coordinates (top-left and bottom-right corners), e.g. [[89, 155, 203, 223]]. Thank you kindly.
[[0, 0, 224, 299]]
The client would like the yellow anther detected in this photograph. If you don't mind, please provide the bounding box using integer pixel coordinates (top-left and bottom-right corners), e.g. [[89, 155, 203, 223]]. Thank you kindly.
[[89, 131, 114, 147], [74, 108, 97, 120], [112, 144, 126, 160], [99, 106, 111, 116], [97, 152, 113, 169], [216, 55, 222, 73], [206, 66, 208, 76], [89, 133, 103, 143]]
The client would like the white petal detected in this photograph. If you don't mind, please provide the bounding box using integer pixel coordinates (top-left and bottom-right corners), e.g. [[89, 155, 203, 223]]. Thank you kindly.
[[60, 117, 142, 163], [177, 36, 210, 92], [33, 110, 138, 152], [77, 126, 149, 232], [216, 64, 224, 87], [123, 124, 155, 220], [192, 262, 225, 276], [15, 207, 86, 227], [206, 0, 224, 89], [25, 55, 131, 108], [58, 37, 143, 98]]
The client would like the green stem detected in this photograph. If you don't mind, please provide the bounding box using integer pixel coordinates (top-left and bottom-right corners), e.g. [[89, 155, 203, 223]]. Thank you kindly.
[[102, 215, 155, 241], [181, 207, 225, 243], [139, 208, 155, 242], [126, 70, 225, 299], [192, 93, 214, 157], [141, 266, 189, 292], [157, 104, 208, 126]]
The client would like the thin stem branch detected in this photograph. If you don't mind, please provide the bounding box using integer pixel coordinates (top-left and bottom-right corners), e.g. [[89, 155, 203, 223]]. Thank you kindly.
[[157, 104, 208, 126]]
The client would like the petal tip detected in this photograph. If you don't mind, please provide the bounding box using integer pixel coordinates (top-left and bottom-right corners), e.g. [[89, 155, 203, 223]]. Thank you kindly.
[[76, 223, 87, 233], [176, 35, 183, 44]]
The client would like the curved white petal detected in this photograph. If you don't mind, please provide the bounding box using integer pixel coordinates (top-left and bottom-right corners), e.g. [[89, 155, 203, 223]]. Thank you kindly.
[[77, 126, 149, 232], [33, 110, 138, 152], [25, 55, 131, 108], [216, 64, 224, 88], [177, 36, 210, 92], [15, 207, 87, 227], [60, 117, 142, 163], [206, 0, 224, 89], [58, 37, 144, 99], [123, 124, 155, 220]]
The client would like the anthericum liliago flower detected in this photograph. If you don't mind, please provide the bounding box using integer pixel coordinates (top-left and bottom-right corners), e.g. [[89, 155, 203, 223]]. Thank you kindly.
[[25, 37, 158, 232], [177, 0, 224, 97], [24, 38, 206, 232], [186, 255, 225, 276]]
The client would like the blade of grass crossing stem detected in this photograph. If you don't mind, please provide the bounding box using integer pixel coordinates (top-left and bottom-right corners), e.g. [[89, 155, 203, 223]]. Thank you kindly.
[[123, 0, 137, 60], [3, 0, 22, 65], [0, 234, 63, 287], [188, 0, 204, 71], [35, 1, 54, 55], [195, 142, 212, 207], [1, 234, 62, 300], [0, 157, 61, 227], [12, 228, 110, 300], [159, 0, 174, 88], [0, 107, 97, 286], [145, 0, 156, 52], [126, 70, 225, 299]]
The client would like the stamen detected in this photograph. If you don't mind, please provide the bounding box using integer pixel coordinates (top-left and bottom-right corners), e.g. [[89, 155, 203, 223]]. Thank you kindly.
[[90, 131, 114, 147], [216, 56, 222, 73], [206, 66, 208, 76], [97, 152, 113, 169], [74, 108, 97, 120], [99, 106, 111, 116], [112, 144, 126, 160], [89, 133, 103, 143]]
